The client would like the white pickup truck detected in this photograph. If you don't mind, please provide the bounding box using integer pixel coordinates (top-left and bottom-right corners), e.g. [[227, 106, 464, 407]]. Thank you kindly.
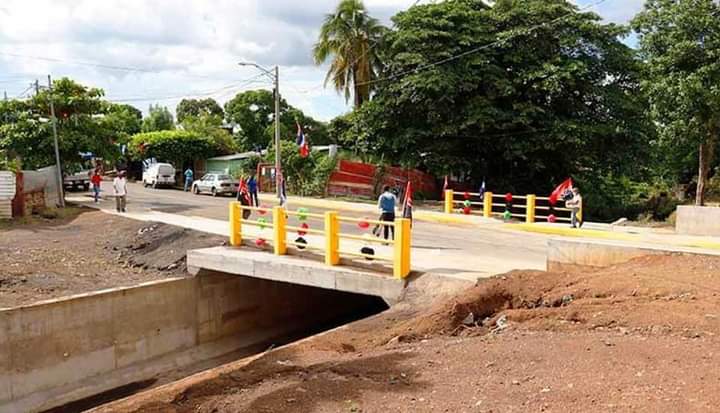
[[63, 169, 92, 191]]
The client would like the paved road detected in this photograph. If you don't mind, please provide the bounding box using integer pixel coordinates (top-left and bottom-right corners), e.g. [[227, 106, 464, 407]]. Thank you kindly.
[[78, 182, 549, 279]]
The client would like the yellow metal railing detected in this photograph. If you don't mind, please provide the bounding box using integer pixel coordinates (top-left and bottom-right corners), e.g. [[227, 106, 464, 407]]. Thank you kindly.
[[229, 202, 412, 278], [443, 189, 582, 224]]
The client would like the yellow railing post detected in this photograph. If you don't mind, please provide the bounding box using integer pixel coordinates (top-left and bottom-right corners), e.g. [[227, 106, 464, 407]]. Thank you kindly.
[[526, 194, 536, 223], [229, 201, 242, 246], [273, 206, 287, 255], [444, 190, 454, 214], [578, 198, 584, 224], [325, 211, 340, 265], [483, 192, 493, 218], [393, 218, 411, 279]]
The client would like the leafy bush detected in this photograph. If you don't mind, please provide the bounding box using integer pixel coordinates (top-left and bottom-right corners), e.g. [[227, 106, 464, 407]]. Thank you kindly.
[[129, 130, 215, 165], [266, 141, 337, 196], [229, 155, 262, 179]]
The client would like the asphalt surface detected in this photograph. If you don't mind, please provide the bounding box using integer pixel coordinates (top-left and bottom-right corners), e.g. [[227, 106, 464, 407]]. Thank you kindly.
[[84, 182, 548, 277]]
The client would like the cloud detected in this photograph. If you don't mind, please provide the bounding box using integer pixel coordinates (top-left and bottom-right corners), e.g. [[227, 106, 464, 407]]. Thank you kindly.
[[0, 0, 646, 122]]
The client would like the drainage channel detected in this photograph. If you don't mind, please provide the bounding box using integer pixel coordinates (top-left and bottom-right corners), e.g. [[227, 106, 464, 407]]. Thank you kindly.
[[1, 271, 390, 413]]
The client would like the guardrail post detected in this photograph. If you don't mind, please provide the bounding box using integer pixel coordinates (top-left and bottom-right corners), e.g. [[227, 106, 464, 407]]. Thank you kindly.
[[273, 206, 287, 255], [444, 190, 454, 214], [325, 211, 340, 265], [579, 199, 584, 224], [483, 192, 493, 218], [393, 218, 411, 279], [229, 202, 242, 246], [526, 194, 536, 223]]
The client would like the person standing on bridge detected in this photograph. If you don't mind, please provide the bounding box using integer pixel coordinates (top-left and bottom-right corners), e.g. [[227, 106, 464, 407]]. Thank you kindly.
[[566, 187, 583, 228], [377, 185, 397, 241], [247, 174, 259, 207], [184, 167, 194, 192], [113, 171, 128, 213]]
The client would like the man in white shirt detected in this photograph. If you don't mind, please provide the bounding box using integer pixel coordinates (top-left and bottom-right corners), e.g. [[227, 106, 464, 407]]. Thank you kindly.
[[113, 171, 128, 213]]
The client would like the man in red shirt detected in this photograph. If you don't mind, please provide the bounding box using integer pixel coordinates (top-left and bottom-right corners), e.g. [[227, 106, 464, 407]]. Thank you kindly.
[[91, 170, 102, 203]]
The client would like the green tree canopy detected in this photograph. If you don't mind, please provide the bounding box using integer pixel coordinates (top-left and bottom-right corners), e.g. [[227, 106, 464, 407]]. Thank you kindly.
[[314, 0, 386, 107], [141, 104, 175, 132], [341, 0, 652, 196], [128, 130, 215, 166], [0, 78, 119, 170], [632, 0, 720, 205], [176, 98, 224, 123]]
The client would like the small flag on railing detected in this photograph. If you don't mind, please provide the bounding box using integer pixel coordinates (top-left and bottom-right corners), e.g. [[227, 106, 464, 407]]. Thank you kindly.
[[479, 179, 486, 201], [402, 180, 413, 223], [549, 178, 573, 205], [442, 175, 448, 198]]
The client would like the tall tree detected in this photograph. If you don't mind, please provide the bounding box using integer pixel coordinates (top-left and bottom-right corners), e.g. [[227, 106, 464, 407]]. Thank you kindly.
[[313, 0, 386, 108], [141, 104, 175, 132], [176, 98, 223, 123], [632, 0, 720, 206], [343, 0, 652, 196]]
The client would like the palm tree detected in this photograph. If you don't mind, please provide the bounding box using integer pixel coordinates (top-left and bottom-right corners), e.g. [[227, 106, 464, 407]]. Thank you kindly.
[[313, 0, 385, 108]]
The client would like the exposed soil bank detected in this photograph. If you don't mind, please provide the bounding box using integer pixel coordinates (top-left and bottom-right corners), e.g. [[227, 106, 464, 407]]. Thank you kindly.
[[93, 255, 720, 412], [0, 211, 225, 308]]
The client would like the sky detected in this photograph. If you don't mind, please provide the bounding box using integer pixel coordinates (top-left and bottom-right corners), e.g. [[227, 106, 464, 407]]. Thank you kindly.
[[0, 0, 646, 122]]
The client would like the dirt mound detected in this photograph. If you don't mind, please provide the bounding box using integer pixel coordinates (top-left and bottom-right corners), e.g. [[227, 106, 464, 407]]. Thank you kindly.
[[389, 254, 720, 340], [109, 222, 226, 273]]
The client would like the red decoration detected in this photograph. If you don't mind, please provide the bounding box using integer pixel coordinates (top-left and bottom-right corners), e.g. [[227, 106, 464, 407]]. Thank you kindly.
[[298, 222, 309, 236], [463, 191, 471, 200], [463, 207, 472, 215], [255, 238, 267, 247], [548, 214, 557, 223], [358, 219, 370, 230], [258, 205, 269, 215], [505, 193, 513, 203]]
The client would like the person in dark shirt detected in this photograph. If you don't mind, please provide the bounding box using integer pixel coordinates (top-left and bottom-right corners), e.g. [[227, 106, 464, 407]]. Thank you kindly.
[[247, 174, 259, 207]]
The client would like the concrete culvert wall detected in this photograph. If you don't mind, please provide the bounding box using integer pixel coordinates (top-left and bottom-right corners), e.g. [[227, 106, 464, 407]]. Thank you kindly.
[[0, 271, 388, 413]]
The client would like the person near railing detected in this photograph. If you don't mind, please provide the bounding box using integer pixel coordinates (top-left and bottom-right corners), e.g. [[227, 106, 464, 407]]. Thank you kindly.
[[377, 185, 397, 240], [566, 187, 583, 228]]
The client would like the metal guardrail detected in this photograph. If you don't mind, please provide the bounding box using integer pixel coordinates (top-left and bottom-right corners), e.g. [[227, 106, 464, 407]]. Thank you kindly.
[[229, 202, 412, 278], [443, 190, 583, 224]]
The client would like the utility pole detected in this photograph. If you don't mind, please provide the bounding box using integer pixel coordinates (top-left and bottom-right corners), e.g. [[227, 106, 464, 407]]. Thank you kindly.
[[273, 65, 281, 198], [238, 62, 282, 198], [47, 75, 65, 208]]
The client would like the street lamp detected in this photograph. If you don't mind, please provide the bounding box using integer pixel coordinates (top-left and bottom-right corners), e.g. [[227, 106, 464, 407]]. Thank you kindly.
[[239, 62, 281, 198]]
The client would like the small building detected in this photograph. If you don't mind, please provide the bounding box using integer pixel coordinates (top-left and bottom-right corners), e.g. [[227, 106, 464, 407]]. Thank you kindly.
[[205, 151, 265, 175]]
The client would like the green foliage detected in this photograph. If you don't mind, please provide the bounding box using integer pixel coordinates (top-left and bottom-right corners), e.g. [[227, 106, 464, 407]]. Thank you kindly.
[[632, 0, 720, 205], [181, 114, 237, 155], [141, 104, 175, 132], [0, 78, 120, 170], [176, 98, 223, 123], [266, 141, 337, 196], [340, 0, 653, 200], [129, 130, 215, 165], [314, 0, 387, 107], [224, 89, 330, 150], [229, 155, 262, 179]]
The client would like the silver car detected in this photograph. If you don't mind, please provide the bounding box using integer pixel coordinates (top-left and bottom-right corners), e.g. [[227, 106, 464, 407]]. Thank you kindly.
[[191, 174, 239, 197]]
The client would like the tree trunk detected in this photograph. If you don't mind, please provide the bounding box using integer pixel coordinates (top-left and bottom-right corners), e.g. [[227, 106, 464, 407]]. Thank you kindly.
[[696, 126, 718, 206]]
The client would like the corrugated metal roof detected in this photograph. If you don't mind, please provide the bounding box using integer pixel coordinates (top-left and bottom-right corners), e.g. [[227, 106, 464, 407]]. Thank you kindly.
[[0, 171, 16, 201], [207, 150, 266, 161]]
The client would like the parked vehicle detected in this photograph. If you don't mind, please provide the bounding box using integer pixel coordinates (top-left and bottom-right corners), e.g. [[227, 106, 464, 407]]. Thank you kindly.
[[142, 163, 176, 189], [191, 174, 239, 197], [63, 169, 92, 191]]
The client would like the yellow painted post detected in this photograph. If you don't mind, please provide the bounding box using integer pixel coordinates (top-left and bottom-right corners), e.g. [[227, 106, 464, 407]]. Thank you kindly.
[[229, 201, 242, 246], [273, 206, 287, 255], [483, 192, 493, 218], [393, 218, 412, 279], [444, 190, 454, 214], [578, 198, 584, 224], [526, 194, 536, 223], [325, 211, 340, 265]]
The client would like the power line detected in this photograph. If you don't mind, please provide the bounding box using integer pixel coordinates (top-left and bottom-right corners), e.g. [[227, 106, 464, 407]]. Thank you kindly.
[[0, 51, 247, 82], [106, 76, 270, 103], [355, 0, 609, 88]]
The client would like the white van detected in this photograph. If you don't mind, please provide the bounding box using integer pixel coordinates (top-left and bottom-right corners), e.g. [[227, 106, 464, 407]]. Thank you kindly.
[[142, 163, 176, 189]]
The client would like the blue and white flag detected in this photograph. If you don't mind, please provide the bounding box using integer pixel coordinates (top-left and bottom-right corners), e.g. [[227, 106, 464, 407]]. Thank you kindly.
[[479, 179, 486, 201]]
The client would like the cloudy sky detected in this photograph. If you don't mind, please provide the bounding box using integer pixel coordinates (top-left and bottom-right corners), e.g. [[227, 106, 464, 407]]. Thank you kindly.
[[0, 0, 645, 122]]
